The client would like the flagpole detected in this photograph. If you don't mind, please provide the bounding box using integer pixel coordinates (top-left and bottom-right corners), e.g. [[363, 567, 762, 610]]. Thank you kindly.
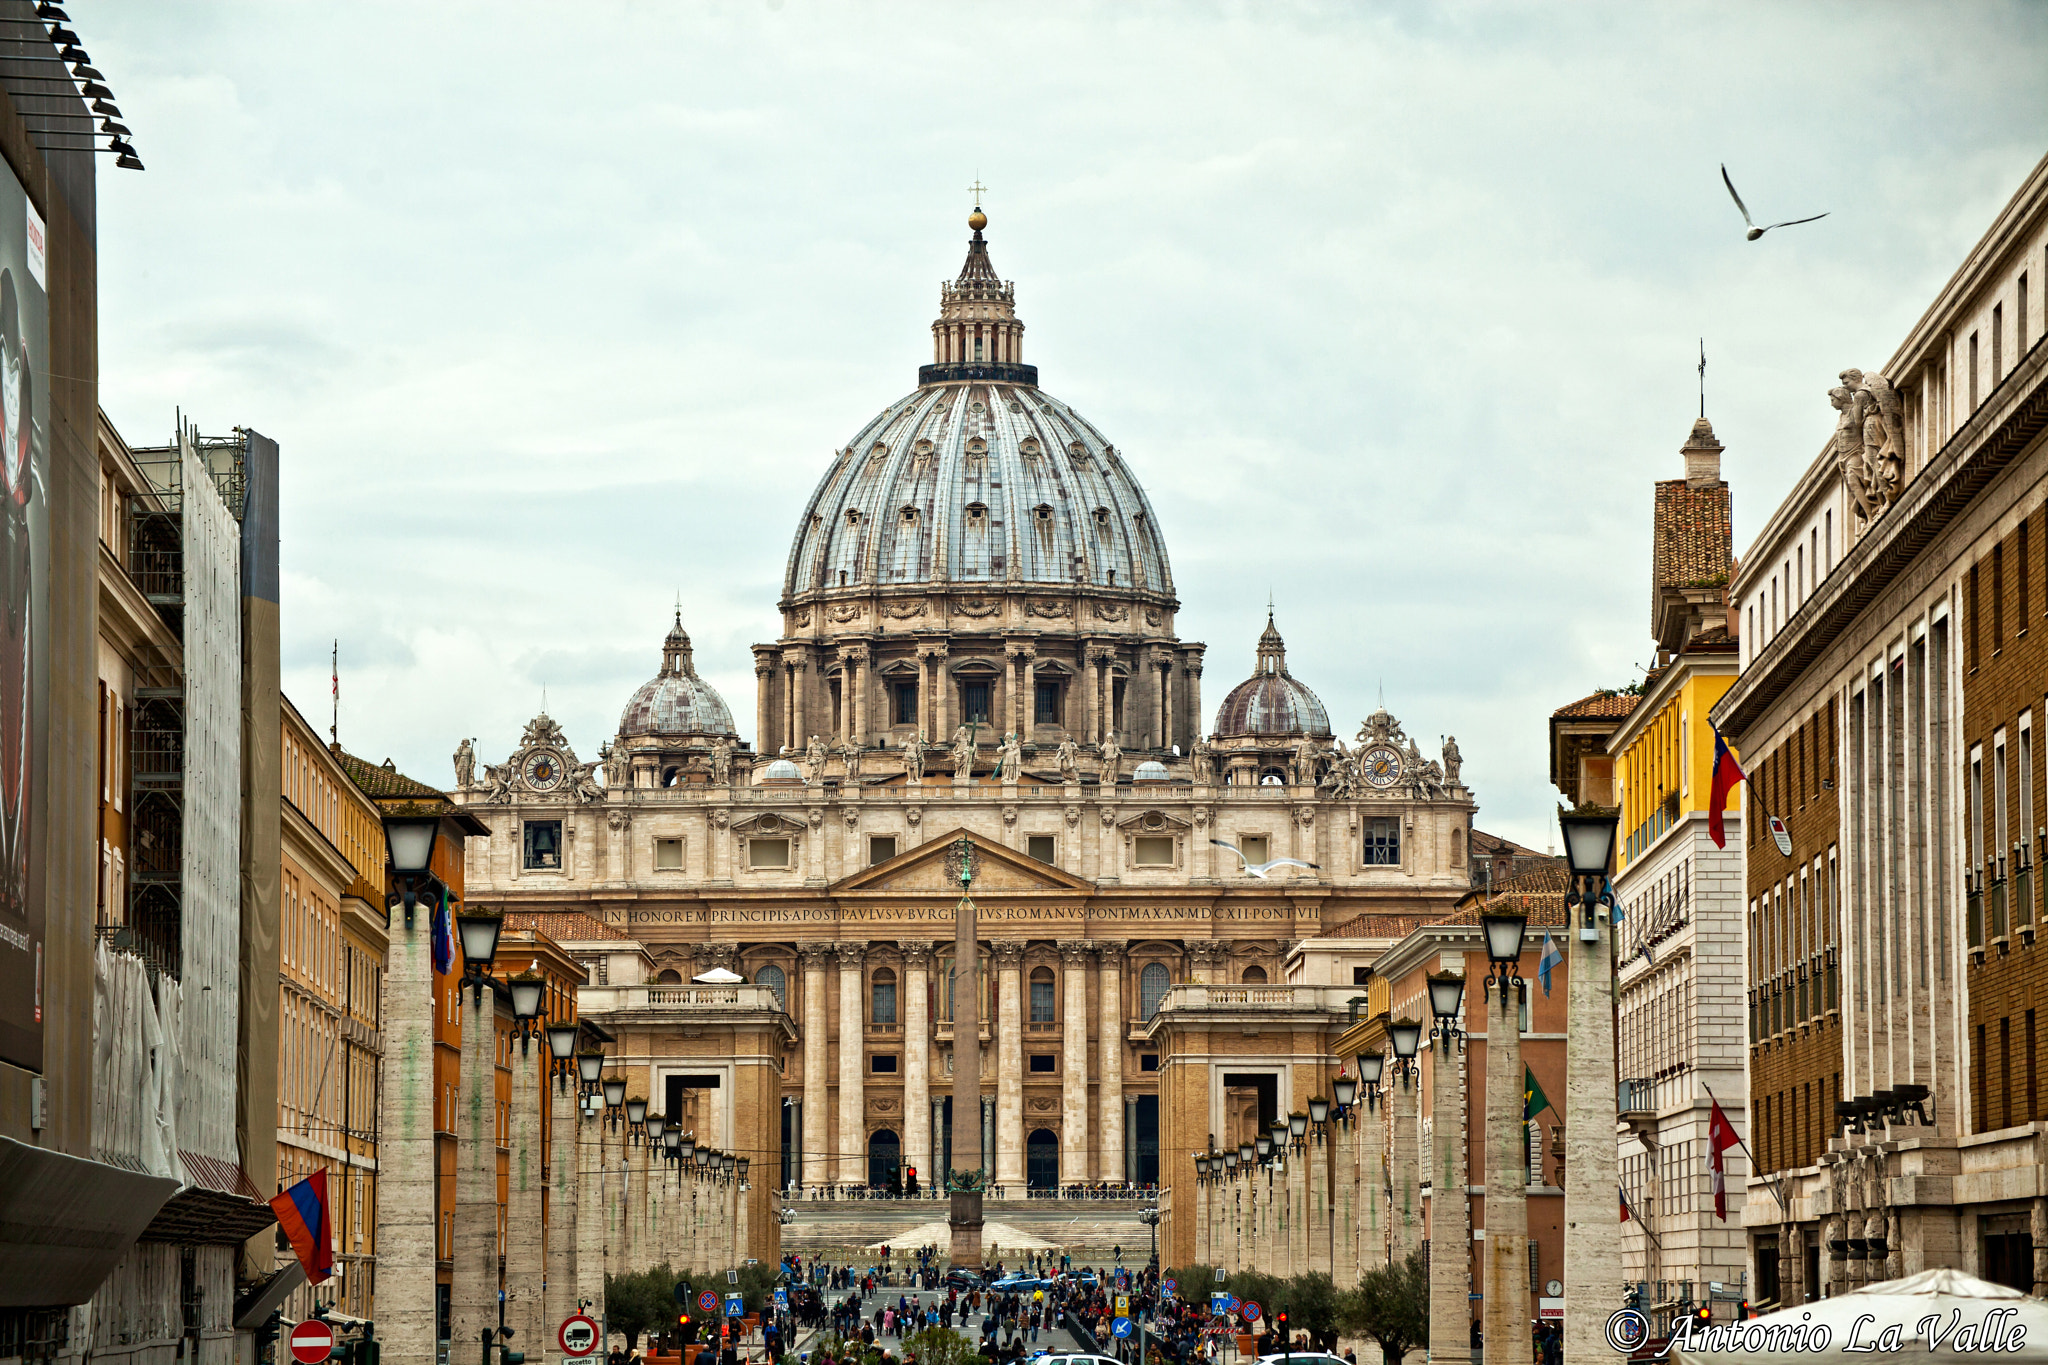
[[1701, 1082, 1786, 1210]]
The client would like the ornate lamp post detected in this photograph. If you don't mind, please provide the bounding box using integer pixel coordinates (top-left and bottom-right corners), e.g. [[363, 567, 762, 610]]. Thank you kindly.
[[1480, 904, 1532, 1365], [1193, 1152, 1211, 1266], [1387, 1020, 1424, 1264], [1559, 804, 1622, 1364]]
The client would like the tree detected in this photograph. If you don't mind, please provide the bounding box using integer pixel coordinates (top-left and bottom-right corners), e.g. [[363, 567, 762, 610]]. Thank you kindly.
[[605, 1262, 681, 1353], [1340, 1252, 1429, 1365], [903, 1327, 980, 1365], [1287, 1273, 1340, 1350]]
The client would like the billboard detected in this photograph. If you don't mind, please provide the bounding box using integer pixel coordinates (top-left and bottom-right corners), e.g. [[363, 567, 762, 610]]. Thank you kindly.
[[0, 155, 49, 1071]]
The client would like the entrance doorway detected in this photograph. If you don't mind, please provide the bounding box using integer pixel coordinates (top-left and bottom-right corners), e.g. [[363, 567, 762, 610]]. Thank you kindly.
[[1026, 1129, 1059, 1189], [868, 1129, 901, 1190]]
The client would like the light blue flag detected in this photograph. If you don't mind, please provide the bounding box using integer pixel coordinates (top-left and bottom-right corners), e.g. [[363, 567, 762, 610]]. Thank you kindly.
[[1538, 930, 1563, 997]]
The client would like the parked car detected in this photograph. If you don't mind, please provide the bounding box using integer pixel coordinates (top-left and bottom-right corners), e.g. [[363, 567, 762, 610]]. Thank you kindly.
[[1040, 1355, 1120, 1365], [991, 1273, 1050, 1293], [944, 1268, 986, 1291], [1256, 1353, 1349, 1365]]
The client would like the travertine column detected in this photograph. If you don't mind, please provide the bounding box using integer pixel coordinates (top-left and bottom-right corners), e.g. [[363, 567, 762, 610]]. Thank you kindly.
[[505, 1036, 545, 1351], [451, 990, 498, 1364], [1084, 650, 1102, 743], [1183, 654, 1204, 757], [1021, 650, 1038, 745], [1390, 1063, 1421, 1262], [543, 1065, 579, 1333], [901, 940, 935, 1186], [1564, 917, 1623, 1365], [993, 940, 1027, 1188], [1058, 941, 1092, 1185], [372, 902, 435, 1363], [574, 1081, 605, 1314], [1360, 1084, 1388, 1275], [1430, 1024, 1471, 1365], [1281, 1127, 1304, 1279], [1483, 985, 1530, 1365], [1194, 1169, 1210, 1266], [1333, 1105, 1359, 1287], [755, 654, 777, 757], [1152, 654, 1166, 749], [799, 943, 833, 1189], [1098, 942, 1126, 1184], [1308, 1123, 1332, 1274], [836, 941, 869, 1184]]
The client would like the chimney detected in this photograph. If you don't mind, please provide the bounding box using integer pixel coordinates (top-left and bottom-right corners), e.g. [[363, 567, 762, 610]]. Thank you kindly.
[[1683, 416, 1723, 487]]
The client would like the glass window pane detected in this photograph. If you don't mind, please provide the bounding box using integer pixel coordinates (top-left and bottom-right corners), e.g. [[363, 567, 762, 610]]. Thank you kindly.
[[1030, 980, 1055, 1022], [873, 981, 897, 1024]]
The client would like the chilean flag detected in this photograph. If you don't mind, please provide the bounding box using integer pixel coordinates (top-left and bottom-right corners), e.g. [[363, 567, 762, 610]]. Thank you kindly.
[[269, 1171, 334, 1284], [1707, 1099, 1742, 1221], [1708, 728, 1746, 849]]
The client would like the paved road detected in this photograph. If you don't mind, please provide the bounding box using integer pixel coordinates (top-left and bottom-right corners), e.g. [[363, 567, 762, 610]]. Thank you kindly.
[[791, 1287, 1097, 1359]]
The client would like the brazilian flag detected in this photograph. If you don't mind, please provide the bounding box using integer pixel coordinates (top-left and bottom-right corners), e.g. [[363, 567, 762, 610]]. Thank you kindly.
[[1524, 1065, 1552, 1121]]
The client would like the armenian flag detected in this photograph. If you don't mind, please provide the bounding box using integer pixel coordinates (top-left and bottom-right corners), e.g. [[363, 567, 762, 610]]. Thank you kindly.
[[268, 1171, 334, 1284], [1708, 727, 1747, 849]]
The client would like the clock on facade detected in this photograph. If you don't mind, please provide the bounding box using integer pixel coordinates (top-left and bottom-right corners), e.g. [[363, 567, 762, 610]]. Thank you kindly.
[[1362, 745, 1403, 789], [523, 749, 565, 790]]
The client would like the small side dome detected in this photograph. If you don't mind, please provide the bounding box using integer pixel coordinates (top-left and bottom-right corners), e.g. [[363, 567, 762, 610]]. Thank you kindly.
[[618, 614, 739, 738], [761, 758, 803, 784], [1212, 611, 1332, 739], [1133, 760, 1171, 784]]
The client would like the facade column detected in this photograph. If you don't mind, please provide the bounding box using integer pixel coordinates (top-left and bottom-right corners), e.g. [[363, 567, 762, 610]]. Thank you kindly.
[[451, 992, 498, 1365], [754, 652, 776, 757], [505, 1034, 545, 1351], [1160, 656, 1174, 751], [853, 645, 870, 743], [1430, 1019, 1472, 1365], [901, 940, 935, 1188], [1084, 648, 1101, 744], [1021, 649, 1038, 745], [836, 941, 869, 1185], [1333, 1104, 1359, 1288], [1152, 654, 1166, 749], [1390, 1063, 1421, 1262], [1098, 942, 1126, 1185], [1058, 941, 1092, 1187], [1279, 1127, 1302, 1279], [1564, 914, 1623, 1365], [1308, 1122, 1332, 1274], [1194, 1169, 1210, 1267], [1359, 1085, 1388, 1274], [799, 942, 833, 1189], [1005, 646, 1022, 738], [543, 1063, 579, 1335], [993, 939, 1027, 1188], [371, 896, 435, 1363], [1184, 651, 1205, 755], [1483, 986, 1531, 1365], [937, 649, 954, 739], [574, 1076, 605, 1317]]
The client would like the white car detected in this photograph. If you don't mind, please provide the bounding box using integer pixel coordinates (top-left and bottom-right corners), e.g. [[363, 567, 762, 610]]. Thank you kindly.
[[1040, 1356, 1121, 1365], [1256, 1353, 1348, 1365]]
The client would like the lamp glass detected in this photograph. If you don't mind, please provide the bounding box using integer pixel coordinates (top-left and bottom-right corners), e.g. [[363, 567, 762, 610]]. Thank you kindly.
[[1332, 1075, 1358, 1107], [1256, 1134, 1272, 1158], [1308, 1096, 1331, 1124], [626, 1098, 648, 1125], [646, 1113, 665, 1140], [456, 912, 502, 970], [383, 815, 439, 875], [1288, 1111, 1308, 1138], [1269, 1120, 1288, 1147], [577, 1052, 604, 1084], [547, 1023, 579, 1060], [1388, 1019, 1423, 1059], [509, 976, 545, 1022], [603, 1077, 626, 1107], [1223, 1150, 1238, 1172], [1357, 1052, 1386, 1085], [739, 1158, 750, 1177], [681, 1137, 697, 1161], [1480, 909, 1529, 965], [722, 1153, 735, 1172], [1238, 1141, 1254, 1165], [1427, 974, 1465, 1021], [664, 1129, 681, 1154], [695, 1146, 711, 1168], [1558, 808, 1619, 878], [1195, 1154, 1209, 1176]]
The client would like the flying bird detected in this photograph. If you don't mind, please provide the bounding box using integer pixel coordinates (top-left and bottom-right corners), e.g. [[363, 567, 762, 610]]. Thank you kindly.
[[1209, 839, 1320, 879], [1721, 164, 1828, 241]]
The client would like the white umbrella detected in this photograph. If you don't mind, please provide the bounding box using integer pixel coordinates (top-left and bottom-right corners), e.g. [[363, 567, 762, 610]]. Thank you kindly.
[[1672, 1268, 2048, 1364], [693, 967, 745, 984]]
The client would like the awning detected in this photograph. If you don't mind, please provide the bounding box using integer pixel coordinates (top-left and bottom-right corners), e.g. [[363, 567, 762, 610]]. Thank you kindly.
[[137, 1152, 276, 1245], [0, 1136, 181, 1308]]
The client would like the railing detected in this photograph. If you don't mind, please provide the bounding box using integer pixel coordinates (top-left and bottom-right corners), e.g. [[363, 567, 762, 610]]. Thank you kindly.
[[1150, 984, 1336, 1012], [581, 984, 786, 1012], [1618, 1077, 1656, 1116], [1990, 877, 2008, 939], [1967, 870, 1985, 950]]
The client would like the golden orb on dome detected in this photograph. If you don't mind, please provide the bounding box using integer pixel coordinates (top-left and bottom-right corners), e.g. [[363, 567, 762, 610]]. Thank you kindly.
[[968, 207, 987, 231]]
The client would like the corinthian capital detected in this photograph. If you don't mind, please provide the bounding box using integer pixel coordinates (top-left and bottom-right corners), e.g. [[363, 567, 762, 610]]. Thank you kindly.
[[990, 939, 1027, 970], [797, 941, 837, 971], [1057, 939, 1095, 968], [833, 940, 869, 969], [898, 939, 939, 970]]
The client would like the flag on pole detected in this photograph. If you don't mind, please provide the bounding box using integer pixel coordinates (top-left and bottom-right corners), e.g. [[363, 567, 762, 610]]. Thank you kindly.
[[1523, 1065, 1552, 1121], [1537, 931, 1562, 997], [1707, 1097, 1742, 1220], [432, 887, 456, 976], [268, 1171, 334, 1284], [1619, 1184, 1632, 1222], [1708, 727, 1747, 848]]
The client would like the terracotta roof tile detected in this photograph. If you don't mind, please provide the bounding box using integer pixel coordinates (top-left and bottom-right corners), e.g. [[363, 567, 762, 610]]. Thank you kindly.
[[1433, 857, 1571, 927], [502, 910, 633, 944], [332, 746, 447, 801], [1684, 625, 1738, 653], [1652, 478, 1733, 592], [1470, 828, 1543, 859], [1552, 690, 1641, 720], [1318, 912, 1438, 941]]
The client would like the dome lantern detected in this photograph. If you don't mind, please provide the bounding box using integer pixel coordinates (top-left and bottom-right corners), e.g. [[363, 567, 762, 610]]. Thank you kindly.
[[618, 614, 738, 739], [921, 207, 1036, 388], [1212, 612, 1331, 739]]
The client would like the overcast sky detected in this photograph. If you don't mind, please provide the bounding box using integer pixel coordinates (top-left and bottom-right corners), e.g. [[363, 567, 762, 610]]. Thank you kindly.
[[88, 2, 2048, 851]]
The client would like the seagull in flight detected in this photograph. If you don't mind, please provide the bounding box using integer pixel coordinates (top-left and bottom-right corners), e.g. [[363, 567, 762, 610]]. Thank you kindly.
[[1721, 164, 1828, 241], [1210, 839, 1320, 879]]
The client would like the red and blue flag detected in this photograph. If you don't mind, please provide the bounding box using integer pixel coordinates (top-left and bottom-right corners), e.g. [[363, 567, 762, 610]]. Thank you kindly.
[[432, 887, 455, 976], [268, 1170, 334, 1284], [1708, 727, 1746, 849]]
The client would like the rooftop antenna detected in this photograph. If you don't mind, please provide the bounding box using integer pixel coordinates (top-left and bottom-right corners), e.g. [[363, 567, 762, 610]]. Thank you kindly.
[[1698, 338, 1706, 419]]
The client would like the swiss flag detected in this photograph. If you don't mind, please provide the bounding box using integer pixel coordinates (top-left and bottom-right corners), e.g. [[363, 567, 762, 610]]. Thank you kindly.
[[1708, 729, 1746, 849], [1707, 1099, 1742, 1221]]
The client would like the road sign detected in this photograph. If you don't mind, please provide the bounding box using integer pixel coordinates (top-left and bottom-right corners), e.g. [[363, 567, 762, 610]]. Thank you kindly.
[[674, 1280, 694, 1306], [1210, 1293, 1229, 1317], [1224, 1296, 1240, 1313], [1241, 1301, 1262, 1323], [1162, 1279, 1177, 1293], [699, 1291, 720, 1315], [1116, 1296, 1131, 1319], [289, 1320, 334, 1365], [724, 1294, 744, 1319], [560, 1315, 599, 1357], [1111, 1318, 1134, 1340], [728, 1270, 740, 1285], [773, 1288, 789, 1310]]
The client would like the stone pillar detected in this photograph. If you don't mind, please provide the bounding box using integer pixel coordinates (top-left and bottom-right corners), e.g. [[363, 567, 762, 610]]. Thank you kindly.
[[993, 940, 1027, 1188], [2033, 1196, 2048, 1297], [1430, 1024, 1471, 1365], [1281, 1129, 1304, 1279], [1333, 1106, 1359, 1287], [936, 649, 954, 739], [543, 1066, 578, 1334], [1309, 1124, 1332, 1275], [575, 1088, 605, 1316], [1005, 647, 1022, 738], [372, 903, 436, 1364], [1564, 914, 1623, 1365], [1483, 985, 1530, 1365], [1359, 1087, 1388, 1274], [1194, 1169, 1210, 1267], [1152, 654, 1166, 750], [902, 940, 935, 1187], [1390, 1064, 1421, 1262], [853, 646, 870, 743], [800, 942, 833, 1189], [755, 653, 777, 757], [505, 1037, 545, 1353], [451, 992, 498, 1365], [1059, 940, 1092, 1186], [836, 941, 869, 1185], [1183, 653, 1204, 756], [1022, 650, 1038, 745], [1084, 649, 1102, 744], [1098, 942, 1126, 1185]]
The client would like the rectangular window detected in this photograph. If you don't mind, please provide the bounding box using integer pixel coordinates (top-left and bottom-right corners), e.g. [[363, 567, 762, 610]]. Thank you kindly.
[[962, 681, 991, 723], [871, 1054, 898, 1074], [1238, 835, 1270, 866], [748, 837, 791, 869], [1995, 733, 2010, 876], [1970, 745, 1985, 873], [654, 837, 684, 870], [1026, 834, 1056, 863], [1353, 966, 1371, 985], [1133, 835, 1175, 867], [1971, 331, 1980, 409], [1140, 1053, 1159, 1073], [872, 979, 897, 1023], [1030, 978, 1055, 1022], [1028, 1054, 1057, 1073], [523, 819, 563, 870], [1995, 544, 2006, 647], [2023, 520, 2032, 628], [1035, 681, 1061, 725], [2020, 273, 2031, 355], [1365, 818, 1401, 866], [1994, 302, 2004, 381], [868, 836, 898, 866], [893, 683, 918, 726], [1970, 564, 1981, 669]]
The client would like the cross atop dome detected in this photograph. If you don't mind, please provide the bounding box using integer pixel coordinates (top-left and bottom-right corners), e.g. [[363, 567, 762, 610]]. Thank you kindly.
[[922, 204, 1037, 386]]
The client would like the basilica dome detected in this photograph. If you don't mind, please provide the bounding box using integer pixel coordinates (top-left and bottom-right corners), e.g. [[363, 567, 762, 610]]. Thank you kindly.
[[1212, 614, 1331, 738], [782, 212, 1174, 603], [618, 615, 738, 737]]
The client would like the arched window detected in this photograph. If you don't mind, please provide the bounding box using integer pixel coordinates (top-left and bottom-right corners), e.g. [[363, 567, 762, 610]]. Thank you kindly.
[[755, 963, 787, 1008], [662, 767, 681, 788], [1029, 966, 1056, 1023], [654, 968, 683, 985], [871, 968, 898, 1024], [1140, 963, 1171, 1018], [1241, 965, 1268, 984]]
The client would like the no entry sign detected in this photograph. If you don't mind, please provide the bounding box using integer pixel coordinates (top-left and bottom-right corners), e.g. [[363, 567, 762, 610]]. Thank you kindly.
[[560, 1314, 600, 1357], [289, 1320, 334, 1364]]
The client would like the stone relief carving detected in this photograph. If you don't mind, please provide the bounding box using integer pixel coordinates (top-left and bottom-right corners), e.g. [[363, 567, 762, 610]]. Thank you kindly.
[[573, 761, 603, 802], [883, 599, 927, 619], [898, 939, 937, 968], [1026, 599, 1071, 620], [906, 807, 922, 826], [829, 602, 866, 624], [807, 808, 824, 829], [990, 940, 1026, 968], [792, 607, 812, 627], [1833, 368, 1906, 522], [482, 764, 514, 803], [606, 810, 633, 832], [521, 714, 569, 750], [1092, 601, 1129, 622], [955, 597, 1000, 618], [1002, 805, 1019, 827], [1144, 607, 1162, 626], [1064, 805, 1081, 828], [843, 807, 859, 830], [1358, 708, 1406, 748], [797, 941, 836, 969], [710, 808, 729, 830]]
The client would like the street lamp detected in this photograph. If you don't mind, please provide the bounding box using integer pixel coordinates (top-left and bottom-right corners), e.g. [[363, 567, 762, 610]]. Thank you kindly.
[[1388, 1018, 1423, 1082], [381, 812, 441, 925], [509, 972, 545, 1052], [1223, 1148, 1239, 1175], [1557, 802, 1623, 1365], [1559, 805, 1621, 942], [1357, 1051, 1386, 1109], [1426, 973, 1465, 1051], [1480, 905, 1529, 1006], [547, 1022, 579, 1090], [1331, 1074, 1358, 1115], [1255, 1134, 1272, 1162], [626, 1097, 648, 1144], [647, 1111, 666, 1144], [1237, 1140, 1255, 1167], [1269, 1119, 1289, 1164], [1195, 1152, 1210, 1182], [1307, 1096, 1331, 1143], [603, 1075, 626, 1130], [455, 910, 503, 1007]]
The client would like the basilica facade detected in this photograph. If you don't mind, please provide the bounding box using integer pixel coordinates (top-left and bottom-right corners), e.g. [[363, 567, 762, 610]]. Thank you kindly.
[[453, 209, 1479, 1200]]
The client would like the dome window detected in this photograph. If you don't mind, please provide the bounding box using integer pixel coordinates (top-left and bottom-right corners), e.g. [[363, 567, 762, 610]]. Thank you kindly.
[[1093, 507, 1112, 531], [900, 506, 919, 526], [847, 509, 862, 526], [965, 503, 988, 526], [966, 437, 988, 454]]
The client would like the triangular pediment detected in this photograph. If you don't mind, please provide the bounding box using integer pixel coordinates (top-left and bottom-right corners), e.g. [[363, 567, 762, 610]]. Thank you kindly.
[[832, 827, 1097, 895]]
